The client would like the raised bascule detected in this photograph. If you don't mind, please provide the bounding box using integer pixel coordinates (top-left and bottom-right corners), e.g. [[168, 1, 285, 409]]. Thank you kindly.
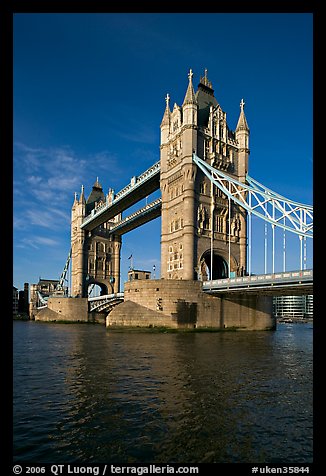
[[32, 70, 313, 329]]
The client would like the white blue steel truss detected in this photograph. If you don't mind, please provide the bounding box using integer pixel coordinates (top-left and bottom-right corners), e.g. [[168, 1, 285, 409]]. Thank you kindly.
[[56, 248, 72, 291], [192, 153, 313, 239]]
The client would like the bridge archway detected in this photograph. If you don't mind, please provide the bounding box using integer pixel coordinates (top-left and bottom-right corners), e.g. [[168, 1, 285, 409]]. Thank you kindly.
[[200, 251, 229, 280], [87, 280, 112, 297]]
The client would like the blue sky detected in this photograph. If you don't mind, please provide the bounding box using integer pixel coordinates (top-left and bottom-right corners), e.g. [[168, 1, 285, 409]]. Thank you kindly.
[[13, 13, 313, 292]]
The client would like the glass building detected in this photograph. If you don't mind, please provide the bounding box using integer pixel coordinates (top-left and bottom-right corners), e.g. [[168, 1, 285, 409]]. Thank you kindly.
[[273, 295, 313, 319]]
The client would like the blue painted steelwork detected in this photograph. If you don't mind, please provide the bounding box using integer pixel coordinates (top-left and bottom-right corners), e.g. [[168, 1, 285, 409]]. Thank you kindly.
[[55, 249, 71, 291], [193, 153, 313, 238], [36, 291, 48, 309], [88, 293, 124, 312], [202, 269, 313, 293], [81, 161, 160, 229], [114, 162, 160, 201], [80, 155, 312, 238], [108, 198, 162, 235]]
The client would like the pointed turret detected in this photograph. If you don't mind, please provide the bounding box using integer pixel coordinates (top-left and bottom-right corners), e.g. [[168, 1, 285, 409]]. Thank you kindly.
[[235, 99, 250, 181], [86, 178, 105, 214], [195, 68, 218, 127], [199, 68, 213, 89], [161, 93, 171, 127], [93, 177, 102, 190], [182, 69, 198, 126], [160, 93, 171, 144], [236, 98, 249, 132], [182, 69, 197, 106], [79, 184, 86, 204]]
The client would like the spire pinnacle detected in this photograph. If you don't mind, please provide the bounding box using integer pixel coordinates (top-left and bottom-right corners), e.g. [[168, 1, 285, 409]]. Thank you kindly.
[[199, 68, 213, 89], [183, 68, 197, 106], [93, 177, 102, 189], [79, 184, 86, 204], [236, 98, 249, 132], [161, 93, 171, 127]]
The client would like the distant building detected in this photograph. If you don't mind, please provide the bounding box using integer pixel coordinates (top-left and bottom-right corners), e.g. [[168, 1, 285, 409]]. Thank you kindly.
[[304, 295, 313, 318], [29, 278, 60, 318], [13, 286, 19, 315], [18, 282, 29, 314], [128, 269, 151, 281], [273, 295, 313, 319], [37, 279, 59, 296]]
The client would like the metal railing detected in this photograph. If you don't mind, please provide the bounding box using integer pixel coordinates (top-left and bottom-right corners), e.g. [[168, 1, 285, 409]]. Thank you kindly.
[[203, 269, 313, 292], [88, 293, 124, 312], [81, 161, 160, 228]]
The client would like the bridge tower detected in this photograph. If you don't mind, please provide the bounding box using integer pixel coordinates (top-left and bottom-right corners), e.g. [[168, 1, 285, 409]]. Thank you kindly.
[[71, 179, 121, 297], [160, 69, 249, 280]]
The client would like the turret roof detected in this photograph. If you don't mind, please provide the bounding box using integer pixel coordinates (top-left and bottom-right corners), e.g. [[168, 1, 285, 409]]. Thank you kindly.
[[236, 99, 249, 132], [160, 93, 171, 127], [86, 178, 105, 214], [195, 69, 218, 126], [182, 69, 197, 106]]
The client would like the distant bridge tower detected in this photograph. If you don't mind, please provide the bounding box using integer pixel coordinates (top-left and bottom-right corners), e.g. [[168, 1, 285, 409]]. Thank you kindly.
[[71, 179, 121, 297], [160, 69, 250, 280]]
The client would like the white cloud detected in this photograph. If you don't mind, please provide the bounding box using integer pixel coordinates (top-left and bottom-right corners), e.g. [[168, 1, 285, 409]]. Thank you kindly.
[[13, 142, 122, 244], [24, 208, 69, 229], [16, 235, 59, 249], [26, 175, 43, 185]]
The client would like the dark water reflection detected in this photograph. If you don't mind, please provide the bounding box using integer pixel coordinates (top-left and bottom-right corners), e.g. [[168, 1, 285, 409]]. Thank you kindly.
[[13, 322, 313, 463]]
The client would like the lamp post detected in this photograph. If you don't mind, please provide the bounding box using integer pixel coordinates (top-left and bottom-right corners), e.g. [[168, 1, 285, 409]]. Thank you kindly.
[[153, 264, 156, 280]]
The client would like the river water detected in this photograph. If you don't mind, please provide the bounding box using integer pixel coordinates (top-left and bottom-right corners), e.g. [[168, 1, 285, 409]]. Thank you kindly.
[[13, 321, 313, 464]]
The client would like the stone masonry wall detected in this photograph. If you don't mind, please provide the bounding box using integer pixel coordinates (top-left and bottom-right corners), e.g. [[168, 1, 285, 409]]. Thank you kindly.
[[109, 279, 274, 330], [35, 297, 89, 322]]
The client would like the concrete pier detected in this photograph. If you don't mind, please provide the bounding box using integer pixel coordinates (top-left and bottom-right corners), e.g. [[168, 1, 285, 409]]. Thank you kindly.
[[107, 280, 275, 330], [34, 297, 89, 322], [32, 280, 274, 330]]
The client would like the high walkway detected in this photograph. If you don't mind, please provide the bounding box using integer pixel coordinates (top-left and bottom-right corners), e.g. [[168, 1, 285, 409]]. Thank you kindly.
[[108, 198, 162, 236], [81, 161, 160, 231]]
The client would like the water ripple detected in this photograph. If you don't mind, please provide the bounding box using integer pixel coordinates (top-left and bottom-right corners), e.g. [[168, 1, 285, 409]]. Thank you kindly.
[[13, 322, 312, 463]]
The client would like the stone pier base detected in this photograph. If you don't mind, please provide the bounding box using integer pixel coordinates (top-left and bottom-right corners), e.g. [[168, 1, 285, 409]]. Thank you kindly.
[[107, 280, 275, 330], [35, 297, 89, 322]]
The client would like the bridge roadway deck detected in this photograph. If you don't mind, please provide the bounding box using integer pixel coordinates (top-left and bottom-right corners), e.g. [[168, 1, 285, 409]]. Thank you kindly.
[[88, 293, 124, 312], [81, 161, 160, 231], [108, 198, 162, 236], [88, 270, 313, 314], [202, 269, 313, 296]]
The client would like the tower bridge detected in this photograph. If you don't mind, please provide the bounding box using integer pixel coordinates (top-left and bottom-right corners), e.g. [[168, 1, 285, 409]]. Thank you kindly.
[[33, 69, 313, 329]]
